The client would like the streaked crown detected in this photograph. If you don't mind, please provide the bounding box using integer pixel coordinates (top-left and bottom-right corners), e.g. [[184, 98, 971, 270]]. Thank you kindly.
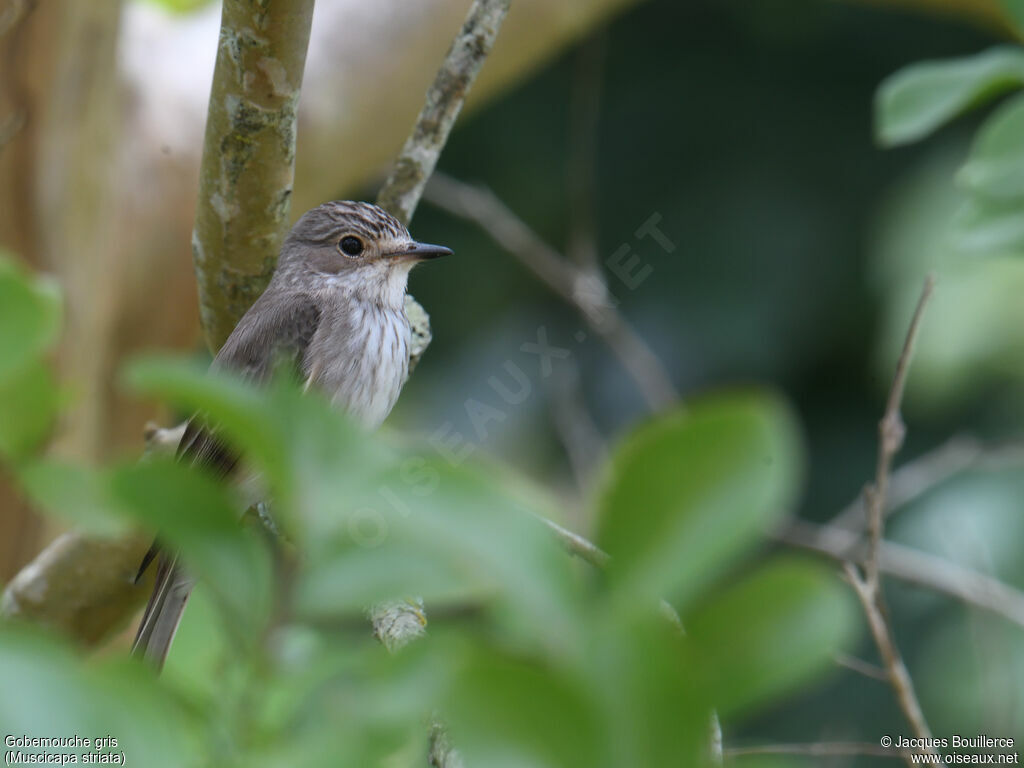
[[287, 201, 410, 248]]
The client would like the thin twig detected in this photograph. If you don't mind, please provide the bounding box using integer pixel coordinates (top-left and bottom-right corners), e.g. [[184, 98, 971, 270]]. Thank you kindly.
[[375, 0, 511, 394], [424, 172, 678, 411], [549, 360, 608, 490], [830, 435, 1024, 532], [833, 651, 889, 682], [376, 0, 511, 226], [844, 565, 940, 768], [865, 274, 934, 588], [370, 21, 520, 768], [723, 741, 910, 760], [429, 718, 465, 768], [536, 513, 611, 568], [708, 712, 724, 766], [844, 274, 943, 768], [775, 519, 1024, 629]]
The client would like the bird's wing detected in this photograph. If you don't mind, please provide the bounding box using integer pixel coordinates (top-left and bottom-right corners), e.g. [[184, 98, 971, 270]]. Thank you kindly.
[[133, 292, 322, 669], [176, 292, 323, 477]]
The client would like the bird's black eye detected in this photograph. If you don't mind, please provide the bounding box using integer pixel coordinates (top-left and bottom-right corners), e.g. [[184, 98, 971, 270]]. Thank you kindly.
[[339, 235, 364, 257]]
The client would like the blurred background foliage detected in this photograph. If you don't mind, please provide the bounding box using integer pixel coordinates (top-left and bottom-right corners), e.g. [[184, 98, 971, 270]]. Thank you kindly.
[[2, 0, 1024, 764]]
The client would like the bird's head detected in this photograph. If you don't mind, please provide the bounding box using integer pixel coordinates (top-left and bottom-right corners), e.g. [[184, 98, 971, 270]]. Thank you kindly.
[[279, 200, 451, 307]]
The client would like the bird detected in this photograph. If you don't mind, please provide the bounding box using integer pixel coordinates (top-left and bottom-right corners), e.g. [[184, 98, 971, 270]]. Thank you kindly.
[[132, 200, 452, 668]]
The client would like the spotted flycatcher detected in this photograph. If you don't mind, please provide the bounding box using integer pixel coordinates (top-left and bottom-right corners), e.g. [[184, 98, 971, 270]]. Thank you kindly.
[[133, 201, 451, 667]]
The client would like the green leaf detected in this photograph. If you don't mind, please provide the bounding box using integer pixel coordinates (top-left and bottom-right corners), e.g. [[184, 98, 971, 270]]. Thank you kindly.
[[0, 626, 200, 768], [875, 46, 1024, 147], [0, 256, 61, 382], [443, 648, 607, 768], [124, 356, 289, 494], [0, 360, 58, 460], [586, 615, 710, 766], [294, 452, 580, 653], [952, 196, 1024, 257], [684, 557, 859, 718], [18, 460, 131, 536], [110, 458, 273, 644], [595, 393, 802, 609], [1000, 0, 1024, 38], [958, 92, 1024, 200], [138, 0, 215, 14]]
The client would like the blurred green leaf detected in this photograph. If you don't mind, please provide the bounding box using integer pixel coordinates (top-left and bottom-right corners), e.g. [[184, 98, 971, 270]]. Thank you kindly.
[[876, 47, 1024, 147], [869, 150, 1024, 406], [0, 255, 61, 383], [953, 196, 1024, 257], [246, 637, 449, 768], [1000, 0, 1024, 38], [137, 0, 214, 14], [110, 458, 273, 645], [160, 583, 237, 706], [125, 357, 290, 495], [958, 92, 1024, 200], [586, 615, 709, 767], [595, 393, 801, 609], [295, 451, 581, 653], [444, 648, 607, 768], [0, 626, 200, 768], [126, 356, 577, 646], [0, 360, 59, 460], [18, 459, 131, 536], [684, 557, 858, 718], [723, 758, 804, 768]]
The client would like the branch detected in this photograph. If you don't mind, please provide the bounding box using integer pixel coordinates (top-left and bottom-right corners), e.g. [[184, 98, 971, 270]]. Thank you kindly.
[[191, 0, 316, 352], [536, 514, 610, 569], [844, 275, 942, 768], [3, 0, 319, 645], [833, 651, 888, 681], [549, 361, 608, 490], [0, 529, 154, 644], [0, 422, 182, 643], [864, 274, 934, 588], [424, 172, 678, 411], [375, 0, 510, 381], [428, 719, 465, 768], [376, 0, 511, 226], [2, 0, 513, 663], [829, 434, 1024, 532], [844, 565, 940, 768], [368, 598, 427, 652], [776, 519, 1024, 630]]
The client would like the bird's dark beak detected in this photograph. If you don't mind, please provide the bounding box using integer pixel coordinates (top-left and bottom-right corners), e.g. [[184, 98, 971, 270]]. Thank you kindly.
[[396, 241, 453, 261]]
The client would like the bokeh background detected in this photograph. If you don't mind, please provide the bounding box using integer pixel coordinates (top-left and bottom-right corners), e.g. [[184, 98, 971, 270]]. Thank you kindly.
[[2, 0, 1023, 758], [405, 1, 1024, 746]]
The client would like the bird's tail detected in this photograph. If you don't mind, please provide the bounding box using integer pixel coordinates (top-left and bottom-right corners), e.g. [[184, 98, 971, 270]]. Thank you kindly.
[[131, 553, 194, 671]]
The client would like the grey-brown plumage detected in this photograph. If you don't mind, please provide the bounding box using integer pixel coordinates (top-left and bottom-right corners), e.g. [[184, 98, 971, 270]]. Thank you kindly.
[[132, 201, 451, 668]]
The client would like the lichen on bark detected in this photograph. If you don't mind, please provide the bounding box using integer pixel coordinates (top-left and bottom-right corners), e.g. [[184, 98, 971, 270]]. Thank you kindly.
[[192, 0, 315, 353]]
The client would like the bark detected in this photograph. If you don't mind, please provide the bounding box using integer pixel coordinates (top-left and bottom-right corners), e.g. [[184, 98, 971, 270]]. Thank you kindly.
[[0, 0, 122, 580], [0, 0, 53, 583], [192, 0, 316, 353], [0, 531, 154, 644]]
